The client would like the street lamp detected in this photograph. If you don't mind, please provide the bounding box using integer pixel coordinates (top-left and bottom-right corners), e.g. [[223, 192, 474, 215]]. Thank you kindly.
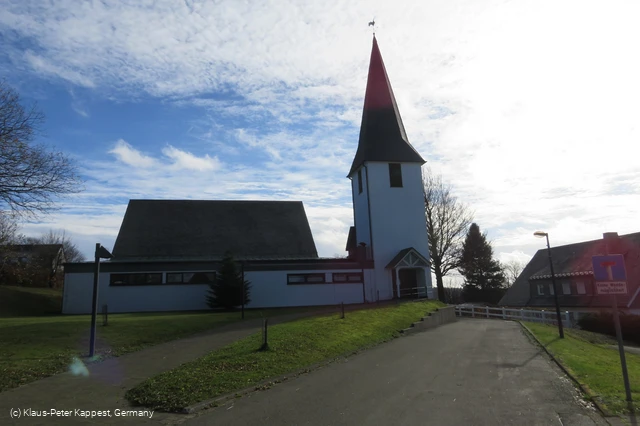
[[534, 231, 564, 338], [90, 243, 113, 358]]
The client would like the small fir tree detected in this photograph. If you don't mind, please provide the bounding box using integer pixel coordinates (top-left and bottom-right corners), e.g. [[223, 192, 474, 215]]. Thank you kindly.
[[207, 251, 251, 310], [458, 223, 506, 304]]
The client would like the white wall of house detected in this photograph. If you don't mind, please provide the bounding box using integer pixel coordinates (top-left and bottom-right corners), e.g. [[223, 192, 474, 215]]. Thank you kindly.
[[62, 269, 365, 314]]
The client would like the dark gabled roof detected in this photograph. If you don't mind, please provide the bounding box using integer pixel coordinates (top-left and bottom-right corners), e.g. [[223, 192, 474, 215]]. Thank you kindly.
[[112, 200, 319, 261], [385, 247, 430, 269], [345, 226, 356, 252], [499, 231, 640, 307], [527, 232, 640, 278], [348, 36, 425, 177]]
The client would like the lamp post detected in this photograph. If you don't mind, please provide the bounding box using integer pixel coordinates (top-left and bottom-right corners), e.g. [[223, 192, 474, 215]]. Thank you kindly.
[[534, 231, 564, 339], [241, 260, 245, 320], [90, 243, 113, 358]]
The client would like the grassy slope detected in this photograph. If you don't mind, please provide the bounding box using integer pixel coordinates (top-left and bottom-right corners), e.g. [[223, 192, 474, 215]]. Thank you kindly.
[[0, 285, 63, 317], [0, 307, 314, 392], [525, 322, 640, 415], [126, 300, 445, 412]]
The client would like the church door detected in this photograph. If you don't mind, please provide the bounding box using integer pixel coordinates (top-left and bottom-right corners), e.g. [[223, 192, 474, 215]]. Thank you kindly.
[[398, 268, 418, 298]]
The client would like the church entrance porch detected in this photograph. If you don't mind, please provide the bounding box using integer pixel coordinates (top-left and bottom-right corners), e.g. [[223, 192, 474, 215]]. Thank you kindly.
[[393, 267, 428, 299], [386, 247, 431, 299]]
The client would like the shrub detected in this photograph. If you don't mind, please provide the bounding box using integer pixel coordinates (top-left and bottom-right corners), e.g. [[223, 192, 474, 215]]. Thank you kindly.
[[461, 287, 506, 306], [577, 311, 640, 345]]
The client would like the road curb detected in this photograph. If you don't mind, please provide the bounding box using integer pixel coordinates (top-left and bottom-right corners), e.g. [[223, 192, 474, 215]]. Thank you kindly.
[[183, 305, 453, 414], [517, 321, 612, 419]]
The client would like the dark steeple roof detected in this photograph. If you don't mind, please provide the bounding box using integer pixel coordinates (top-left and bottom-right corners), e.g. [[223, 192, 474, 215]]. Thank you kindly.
[[348, 36, 425, 177]]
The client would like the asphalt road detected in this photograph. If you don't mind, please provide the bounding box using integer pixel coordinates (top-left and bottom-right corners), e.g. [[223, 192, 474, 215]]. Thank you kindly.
[[184, 319, 608, 426]]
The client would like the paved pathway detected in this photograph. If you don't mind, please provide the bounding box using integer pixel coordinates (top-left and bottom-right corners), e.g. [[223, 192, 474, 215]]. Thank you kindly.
[[1, 314, 613, 426], [184, 319, 608, 426], [0, 310, 332, 426]]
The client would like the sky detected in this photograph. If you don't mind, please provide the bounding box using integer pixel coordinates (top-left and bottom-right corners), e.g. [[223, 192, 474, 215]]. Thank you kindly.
[[1, 0, 639, 284]]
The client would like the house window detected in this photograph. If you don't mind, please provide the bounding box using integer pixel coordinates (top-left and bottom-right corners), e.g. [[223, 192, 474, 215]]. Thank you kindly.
[[332, 272, 363, 283], [576, 281, 586, 294], [389, 163, 403, 187], [563, 282, 571, 295], [537, 284, 544, 296], [166, 272, 216, 284], [110, 273, 163, 286], [549, 283, 555, 295], [287, 273, 326, 285], [357, 169, 363, 194]]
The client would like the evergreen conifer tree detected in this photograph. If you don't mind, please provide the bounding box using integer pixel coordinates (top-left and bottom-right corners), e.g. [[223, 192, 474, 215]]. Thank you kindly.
[[207, 251, 251, 310], [458, 223, 506, 304]]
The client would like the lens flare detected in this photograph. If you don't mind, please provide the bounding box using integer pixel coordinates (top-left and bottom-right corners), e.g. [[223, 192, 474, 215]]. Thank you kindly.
[[69, 357, 89, 377]]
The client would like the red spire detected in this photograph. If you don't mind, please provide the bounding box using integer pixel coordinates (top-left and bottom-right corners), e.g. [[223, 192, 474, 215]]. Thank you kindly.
[[363, 36, 397, 110], [348, 36, 425, 177]]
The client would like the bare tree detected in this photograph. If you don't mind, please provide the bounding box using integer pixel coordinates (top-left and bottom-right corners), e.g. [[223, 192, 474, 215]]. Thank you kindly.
[[0, 82, 82, 216], [502, 259, 526, 287], [0, 211, 19, 245], [423, 169, 474, 302], [442, 278, 464, 304], [24, 229, 85, 262]]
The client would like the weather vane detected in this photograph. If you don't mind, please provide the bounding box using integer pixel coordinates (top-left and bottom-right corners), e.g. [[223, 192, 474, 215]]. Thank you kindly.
[[368, 18, 375, 35]]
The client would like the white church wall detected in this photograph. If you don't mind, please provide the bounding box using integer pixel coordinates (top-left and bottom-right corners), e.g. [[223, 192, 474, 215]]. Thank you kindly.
[[367, 162, 430, 258], [62, 272, 210, 314], [352, 167, 372, 248], [365, 162, 433, 299], [62, 269, 365, 314], [245, 270, 364, 308]]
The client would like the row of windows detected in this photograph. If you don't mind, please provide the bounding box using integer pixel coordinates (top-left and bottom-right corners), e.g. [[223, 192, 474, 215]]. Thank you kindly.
[[356, 163, 403, 195], [287, 273, 364, 285], [167, 272, 216, 284], [110, 272, 216, 286], [109, 272, 364, 287], [536, 281, 588, 296]]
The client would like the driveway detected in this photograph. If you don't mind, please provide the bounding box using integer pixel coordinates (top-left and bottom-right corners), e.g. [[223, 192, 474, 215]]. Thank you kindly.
[[184, 319, 607, 426]]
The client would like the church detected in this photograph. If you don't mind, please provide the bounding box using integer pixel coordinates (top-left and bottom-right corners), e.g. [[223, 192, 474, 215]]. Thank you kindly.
[[62, 37, 433, 314]]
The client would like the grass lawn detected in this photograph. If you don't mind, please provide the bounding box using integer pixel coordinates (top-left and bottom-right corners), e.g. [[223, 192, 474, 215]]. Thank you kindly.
[[0, 306, 317, 393], [525, 322, 640, 415], [0, 285, 63, 317], [126, 300, 445, 412]]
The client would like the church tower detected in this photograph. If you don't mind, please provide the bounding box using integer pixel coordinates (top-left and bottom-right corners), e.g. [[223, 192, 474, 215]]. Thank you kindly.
[[348, 36, 433, 301]]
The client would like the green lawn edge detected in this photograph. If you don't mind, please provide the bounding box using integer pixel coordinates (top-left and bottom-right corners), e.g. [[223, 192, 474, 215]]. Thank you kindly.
[[523, 321, 640, 416], [0, 306, 317, 392], [125, 300, 446, 412]]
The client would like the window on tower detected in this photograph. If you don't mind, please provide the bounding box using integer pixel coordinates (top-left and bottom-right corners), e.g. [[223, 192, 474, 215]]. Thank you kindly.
[[389, 163, 403, 187], [357, 169, 363, 193]]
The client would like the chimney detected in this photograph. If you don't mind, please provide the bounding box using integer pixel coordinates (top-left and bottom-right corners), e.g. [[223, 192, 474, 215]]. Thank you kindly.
[[602, 232, 621, 254]]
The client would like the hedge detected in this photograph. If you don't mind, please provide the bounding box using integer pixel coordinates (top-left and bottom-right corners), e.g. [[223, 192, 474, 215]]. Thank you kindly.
[[577, 311, 640, 345]]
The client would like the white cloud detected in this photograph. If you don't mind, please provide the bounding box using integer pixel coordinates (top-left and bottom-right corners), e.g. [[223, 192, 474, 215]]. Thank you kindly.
[[23, 51, 95, 88], [71, 103, 89, 118], [3, 0, 640, 262], [161, 145, 222, 171], [108, 139, 157, 168]]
